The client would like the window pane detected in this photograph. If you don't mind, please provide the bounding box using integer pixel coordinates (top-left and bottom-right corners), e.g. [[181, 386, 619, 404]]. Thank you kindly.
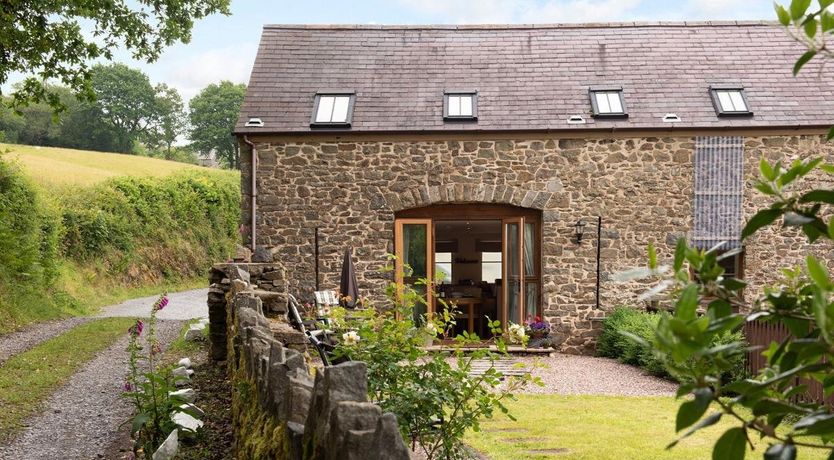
[[595, 92, 611, 113], [482, 262, 501, 283], [525, 282, 538, 321], [524, 222, 535, 276], [607, 92, 623, 113], [436, 252, 452, 263], [435, 263, 452, 282], [482, 251, 501, 262], [331, 96, 350, 122], [728, 91, 747, 112], [459, 95, 473, 116], [315, 96, 335, 122], [448, 96, 460, 116], [717, 91, 734, 112], [508, 223, 519, 276]]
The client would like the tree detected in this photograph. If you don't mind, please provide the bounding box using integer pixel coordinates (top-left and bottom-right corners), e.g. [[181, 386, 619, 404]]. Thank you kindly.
[[146, 84, 186, 160], [91, 64, 161, 152], [188, 81, 246, 169], [636, 2, 834, 459], [0, 0, 230, 112]]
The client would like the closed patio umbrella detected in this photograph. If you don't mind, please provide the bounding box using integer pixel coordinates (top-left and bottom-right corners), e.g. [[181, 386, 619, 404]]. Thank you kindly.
[[340, 247, 360, 308]]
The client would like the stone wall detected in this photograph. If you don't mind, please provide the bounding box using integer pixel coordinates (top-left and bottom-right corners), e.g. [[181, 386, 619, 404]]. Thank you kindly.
[[240, 133, 834, 354], [217, 263, 410, 460], [208, 263, 295, 362]]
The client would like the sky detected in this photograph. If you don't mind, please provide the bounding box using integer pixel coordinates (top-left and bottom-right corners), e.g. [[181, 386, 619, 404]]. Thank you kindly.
[[9, 0, 779, 105]]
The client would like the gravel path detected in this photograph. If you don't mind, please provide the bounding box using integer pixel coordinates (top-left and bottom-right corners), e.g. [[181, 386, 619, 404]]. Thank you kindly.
[[0, 320, 185, 460], [513, 354, 677, 396], [96, 288, 209, 320], [0, 317, 92, 365], [0, 288, 208, 366]]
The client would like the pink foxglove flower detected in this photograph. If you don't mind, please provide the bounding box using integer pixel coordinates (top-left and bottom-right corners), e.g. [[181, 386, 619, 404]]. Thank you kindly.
[[128, 320, 144, 337]]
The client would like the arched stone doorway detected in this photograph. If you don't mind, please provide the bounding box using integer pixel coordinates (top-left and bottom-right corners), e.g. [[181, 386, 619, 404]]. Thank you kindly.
[[394, 203, 542, 334]]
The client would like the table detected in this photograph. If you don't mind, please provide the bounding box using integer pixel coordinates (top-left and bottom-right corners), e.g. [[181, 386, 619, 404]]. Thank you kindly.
[[449, 297, 482, 334]]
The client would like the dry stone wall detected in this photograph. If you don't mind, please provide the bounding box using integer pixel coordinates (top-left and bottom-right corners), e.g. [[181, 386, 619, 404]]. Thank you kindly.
[[215, 264, 410, 460], [241, 133, 833, 354]]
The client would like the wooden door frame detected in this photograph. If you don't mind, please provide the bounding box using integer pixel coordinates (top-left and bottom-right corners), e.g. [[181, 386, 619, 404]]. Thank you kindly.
[[502, 217, 525, 327], [394, 218, 434, 316]]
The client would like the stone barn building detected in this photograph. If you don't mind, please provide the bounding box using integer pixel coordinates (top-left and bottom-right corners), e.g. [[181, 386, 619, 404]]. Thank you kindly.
[[233, 21, 834, 354]]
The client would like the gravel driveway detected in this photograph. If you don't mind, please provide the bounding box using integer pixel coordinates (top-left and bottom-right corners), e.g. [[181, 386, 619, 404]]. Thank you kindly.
[[95, 288, 209, 320], [0, 320, 185, 460], [514, 354, 677, 396], [0, 288, 208, 459], [0, 317, 92, 365], [0, 288, 208, 366]]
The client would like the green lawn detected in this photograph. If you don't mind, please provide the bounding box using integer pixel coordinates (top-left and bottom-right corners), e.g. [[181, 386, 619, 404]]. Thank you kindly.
[[0, 142, 236, 187], [465, 394, 829, 460], [0, 317, 135, 442]]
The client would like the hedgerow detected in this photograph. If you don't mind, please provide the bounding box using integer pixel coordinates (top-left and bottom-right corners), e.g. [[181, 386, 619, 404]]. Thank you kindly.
[[0, 154, 239, 331]]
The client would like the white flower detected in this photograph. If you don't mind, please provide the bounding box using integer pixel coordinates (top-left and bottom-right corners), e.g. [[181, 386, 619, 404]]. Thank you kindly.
[[508, 323, 526, 344], [342, 330, 361, 346], [425, 322, 438, 337]]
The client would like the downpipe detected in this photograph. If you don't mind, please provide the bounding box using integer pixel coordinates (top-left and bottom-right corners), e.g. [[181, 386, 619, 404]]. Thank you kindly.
[[243, 135, 257, 252]]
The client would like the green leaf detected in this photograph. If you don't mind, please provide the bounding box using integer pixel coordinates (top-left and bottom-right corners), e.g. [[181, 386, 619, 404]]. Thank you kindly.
[[667, 412, 722, 449], [131, 413, 150, 435], [828, 217, 834, 240], [675, 284, 699, 321], [823, 11, 834, 32], [764, 443, 797, 460], [675, 387, 713, 432], [793, 50, 817, 75], [674, 238, 686, 272], [791, 0, 812, 20], [752, 398, 808, 417], [648, 242, 657, 270], [755, 182, 778, 195], [828, 125, 834, 140], [742, 208, 783, 239], [799, 190, 834, 204], [804, 17, 818, 38], [793, 413, 834, 436], [776, 4, 792, 25], [712, 427, 746, 460], [807, 255, 831, 289], [760, 157, 777, 181]]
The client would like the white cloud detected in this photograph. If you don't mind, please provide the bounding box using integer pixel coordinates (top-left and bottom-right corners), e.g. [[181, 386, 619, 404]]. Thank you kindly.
[[396, 0, 773, 23], [396, 0, 647, 23], [163, 43, 258, 103]]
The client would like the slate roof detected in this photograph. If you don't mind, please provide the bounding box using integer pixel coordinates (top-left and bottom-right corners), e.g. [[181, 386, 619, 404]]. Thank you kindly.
[[235, 22, 834, 135]]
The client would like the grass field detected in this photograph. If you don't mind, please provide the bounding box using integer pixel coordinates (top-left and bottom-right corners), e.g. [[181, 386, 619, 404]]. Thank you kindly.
[[0, 142, 236, 187], [0, 318, 135, 443], [465, 394, 829, 460]]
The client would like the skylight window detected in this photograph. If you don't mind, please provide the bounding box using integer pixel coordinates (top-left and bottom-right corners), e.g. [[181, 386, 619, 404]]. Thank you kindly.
[[589, 86, 627, 118], [443, 91, 477, 120], [311, 92, 355, 127], [709, 86, 752, 116]]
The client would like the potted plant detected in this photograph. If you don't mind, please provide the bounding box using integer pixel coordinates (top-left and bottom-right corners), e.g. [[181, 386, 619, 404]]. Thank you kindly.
[[525, 316, 550, 339]]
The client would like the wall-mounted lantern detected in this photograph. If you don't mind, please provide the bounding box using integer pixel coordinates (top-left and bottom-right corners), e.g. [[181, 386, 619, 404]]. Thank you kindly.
[[574, 220, 587, 245]]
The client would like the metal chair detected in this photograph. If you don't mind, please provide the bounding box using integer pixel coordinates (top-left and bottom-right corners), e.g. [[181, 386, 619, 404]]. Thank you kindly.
[[287, 293, 344, 366]]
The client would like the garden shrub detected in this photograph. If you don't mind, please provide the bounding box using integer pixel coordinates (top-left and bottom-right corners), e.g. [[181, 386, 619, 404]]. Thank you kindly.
[[329, 275, 540, 460], [598, 307, 746, 382]]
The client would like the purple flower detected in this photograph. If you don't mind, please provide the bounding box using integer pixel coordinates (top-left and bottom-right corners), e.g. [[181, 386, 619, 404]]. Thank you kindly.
[[153, 295, 169, 311], [122, 381, 133, 392], [129, 320, 144, 337]]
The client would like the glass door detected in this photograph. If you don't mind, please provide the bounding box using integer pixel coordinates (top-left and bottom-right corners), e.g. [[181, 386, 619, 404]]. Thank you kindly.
[[394, 219, 433, 323], [502, 217, 524, 327]]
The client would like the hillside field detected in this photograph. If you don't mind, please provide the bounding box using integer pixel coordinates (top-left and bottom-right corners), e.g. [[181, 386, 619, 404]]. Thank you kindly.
[[0, 143, 235, 187], [0, 144, 241, 333]]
